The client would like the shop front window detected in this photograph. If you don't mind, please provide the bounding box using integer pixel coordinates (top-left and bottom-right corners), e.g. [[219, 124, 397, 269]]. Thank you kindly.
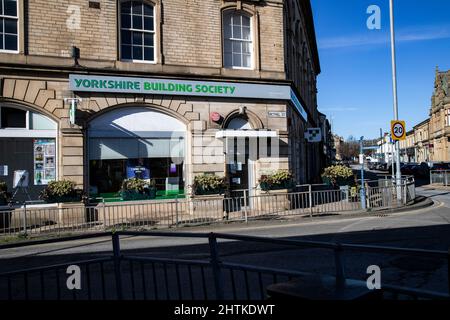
[[89, 157, 184, 201], [88, 108, 186, 202], [0, 105, 57, 203]]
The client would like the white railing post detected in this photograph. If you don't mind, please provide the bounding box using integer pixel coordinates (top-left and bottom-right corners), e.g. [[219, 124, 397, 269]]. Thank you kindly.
[[22, 202, 27, 236], [308, 185, 313, 218], [403, 181, 408, 205], [243, 189, 248, 223]]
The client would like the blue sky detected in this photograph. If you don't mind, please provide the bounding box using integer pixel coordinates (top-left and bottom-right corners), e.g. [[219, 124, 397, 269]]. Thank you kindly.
[[311, 0, 450, 140]]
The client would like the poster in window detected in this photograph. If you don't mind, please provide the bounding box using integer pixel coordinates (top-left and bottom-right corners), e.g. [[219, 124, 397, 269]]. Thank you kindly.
[[34, 139, 56, 185], [126, 159, 150, 180]]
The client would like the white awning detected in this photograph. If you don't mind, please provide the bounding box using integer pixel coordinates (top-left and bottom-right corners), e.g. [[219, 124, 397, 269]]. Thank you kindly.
[[215, 130, 278, 139]]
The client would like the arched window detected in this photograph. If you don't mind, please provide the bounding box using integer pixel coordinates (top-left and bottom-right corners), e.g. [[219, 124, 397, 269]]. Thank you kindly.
[[120, 1, 155, 62], [226, 117, 252, 130], [0, 104, 57, 200], [88, 107, 187, 199], [0, 105, 56, 133], [0, 0, 18, 52], [222, 10, 253, 69]]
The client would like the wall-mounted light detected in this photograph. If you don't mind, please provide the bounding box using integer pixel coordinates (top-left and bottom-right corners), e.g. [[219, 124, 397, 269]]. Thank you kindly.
[[71, 46, 80, 66]]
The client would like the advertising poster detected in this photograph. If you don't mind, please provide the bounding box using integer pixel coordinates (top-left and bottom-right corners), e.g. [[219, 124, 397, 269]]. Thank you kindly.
[[126, 159, 150, 180], [33, 139, 56, 185]]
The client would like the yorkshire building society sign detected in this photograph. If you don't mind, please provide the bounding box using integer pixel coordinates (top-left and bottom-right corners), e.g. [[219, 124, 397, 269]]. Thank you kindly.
[[69, 74, 308, 122]]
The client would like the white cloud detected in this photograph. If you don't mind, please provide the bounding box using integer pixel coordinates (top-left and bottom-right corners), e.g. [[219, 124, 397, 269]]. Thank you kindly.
[[320, 107, 359, 112], [318, 25, 450, 50]]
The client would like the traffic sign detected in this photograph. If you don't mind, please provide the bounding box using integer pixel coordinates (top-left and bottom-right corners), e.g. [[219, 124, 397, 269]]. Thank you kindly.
[[391, 120, 406, 141]]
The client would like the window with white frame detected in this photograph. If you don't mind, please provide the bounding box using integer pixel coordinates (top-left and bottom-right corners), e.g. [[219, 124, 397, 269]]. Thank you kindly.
[[446, 109, 450, 126], [0, 0, 18, 52], [0, 105, 56, 132], [120, 1, 155, 62], [223, 10, 253, 69]]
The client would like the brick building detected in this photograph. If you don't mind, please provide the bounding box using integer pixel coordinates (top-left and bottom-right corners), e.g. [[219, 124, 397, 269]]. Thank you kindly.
[[0, 0, 325, 202]]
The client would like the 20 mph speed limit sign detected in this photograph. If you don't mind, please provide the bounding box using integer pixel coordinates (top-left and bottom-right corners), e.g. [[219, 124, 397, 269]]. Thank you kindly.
[[391, 120, 406, 141]]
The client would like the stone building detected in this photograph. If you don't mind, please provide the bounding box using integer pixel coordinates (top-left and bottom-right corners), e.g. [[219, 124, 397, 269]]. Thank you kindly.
[[332, 134, 344, 162], [414, 119, 430, 163], [399, 130, 415, 163], [0, 0, 324, 203], [428, 68, 450, 162]]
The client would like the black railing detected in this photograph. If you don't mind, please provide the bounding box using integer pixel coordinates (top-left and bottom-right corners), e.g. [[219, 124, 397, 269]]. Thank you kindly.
[[0, 231, 449, 300]]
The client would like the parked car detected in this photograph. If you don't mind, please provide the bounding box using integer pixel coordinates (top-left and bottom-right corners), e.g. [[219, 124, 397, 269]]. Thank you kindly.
[[368, 162, 378, 170], [401, 163, 419, 176], [429, 162, 450, 172], [376, 162, 388, 171], [413, 162, 431, 178]]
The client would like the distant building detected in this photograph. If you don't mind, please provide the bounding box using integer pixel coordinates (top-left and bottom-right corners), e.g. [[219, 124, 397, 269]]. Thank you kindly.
[[399, 130, 416, 163], [414, 119, 431, 163], [428, 68, 450, 162], [332, 135, 344, 161], [376, 134, 394, 164]]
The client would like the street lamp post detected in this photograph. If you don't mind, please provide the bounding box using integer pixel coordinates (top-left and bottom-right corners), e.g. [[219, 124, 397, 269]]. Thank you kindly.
[[389, 0, 403, 198]]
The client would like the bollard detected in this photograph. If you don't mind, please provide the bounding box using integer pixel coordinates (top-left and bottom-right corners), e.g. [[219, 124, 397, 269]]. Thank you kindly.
[[112, 232, 123, 300], [334, 244, 346, 289]]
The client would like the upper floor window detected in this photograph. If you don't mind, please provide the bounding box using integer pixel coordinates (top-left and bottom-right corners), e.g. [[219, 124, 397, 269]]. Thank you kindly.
[[223, 10, 253, 69], [120, 1, 155, 63], [0, 0, 18, 52], [446, 109, 450, 126]]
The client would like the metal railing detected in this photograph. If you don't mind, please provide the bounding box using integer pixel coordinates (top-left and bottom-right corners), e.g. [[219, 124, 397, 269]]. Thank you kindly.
[[0, 180, 416, 238], [430, 170, 450, 186], [0, 231, 448, 300]]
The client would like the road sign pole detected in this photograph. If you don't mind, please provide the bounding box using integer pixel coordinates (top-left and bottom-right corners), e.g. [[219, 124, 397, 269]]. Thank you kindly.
[[389, 0, 403, 200], [360, 137, 366, 210]]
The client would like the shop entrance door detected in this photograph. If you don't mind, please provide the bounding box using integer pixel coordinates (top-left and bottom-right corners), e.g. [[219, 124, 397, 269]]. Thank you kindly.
[[226, 137, 253, 212]]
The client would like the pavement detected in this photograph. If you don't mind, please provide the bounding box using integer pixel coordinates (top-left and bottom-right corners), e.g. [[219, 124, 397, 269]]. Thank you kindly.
[[1, 178, 450, 298]]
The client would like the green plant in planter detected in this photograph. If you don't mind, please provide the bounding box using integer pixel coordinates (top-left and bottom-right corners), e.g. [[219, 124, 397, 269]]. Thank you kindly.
[[120, 178, 156, 200], [39, 180, 82, 203], [192, 174, 227, 196], [0, 181, 11, 205], [321, 165, 355, 187], [259, 170, 294, 191]]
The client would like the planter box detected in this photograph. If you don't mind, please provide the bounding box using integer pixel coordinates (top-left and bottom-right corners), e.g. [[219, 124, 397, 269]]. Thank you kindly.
[[120, 189, 156, 201]]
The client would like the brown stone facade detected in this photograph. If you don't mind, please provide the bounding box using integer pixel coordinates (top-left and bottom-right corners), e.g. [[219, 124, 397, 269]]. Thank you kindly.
[[428, 69, 450, 162], [0, 0, 325, 201]]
